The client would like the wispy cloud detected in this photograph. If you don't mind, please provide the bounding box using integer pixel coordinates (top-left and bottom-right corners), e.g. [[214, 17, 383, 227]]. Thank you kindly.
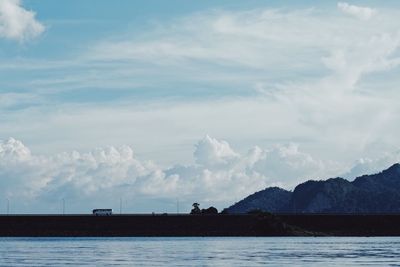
[[5, 4, 400, 97], [88, 5, 399, 91]]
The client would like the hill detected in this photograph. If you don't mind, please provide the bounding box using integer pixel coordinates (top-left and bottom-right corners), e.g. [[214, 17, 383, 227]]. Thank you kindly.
[[224, 163, 400, 214]]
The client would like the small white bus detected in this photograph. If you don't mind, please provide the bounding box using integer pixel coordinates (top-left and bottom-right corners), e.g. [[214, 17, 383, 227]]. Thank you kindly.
[[92, 209, 113, 216]]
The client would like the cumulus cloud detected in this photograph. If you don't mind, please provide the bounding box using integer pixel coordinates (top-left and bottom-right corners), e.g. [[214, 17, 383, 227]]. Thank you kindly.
[[194, 135, 239, 167], [0, 136, 354, 213], [0, 0, 45, 41], [337, 2, 376, 20], [0, 137, 31, 160]]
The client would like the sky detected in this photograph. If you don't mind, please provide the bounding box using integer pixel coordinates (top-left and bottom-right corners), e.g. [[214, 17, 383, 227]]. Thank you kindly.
[[1, 0, 400, 214]]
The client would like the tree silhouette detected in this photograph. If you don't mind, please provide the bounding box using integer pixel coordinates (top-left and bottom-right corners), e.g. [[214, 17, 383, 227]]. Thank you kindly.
[[190, 203, 219, 215], [190, 203, 201, 214], [201, 206, 218, 214]]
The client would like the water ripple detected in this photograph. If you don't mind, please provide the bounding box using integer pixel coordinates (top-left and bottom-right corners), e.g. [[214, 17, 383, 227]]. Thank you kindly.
[[0, 237, 399, 266]]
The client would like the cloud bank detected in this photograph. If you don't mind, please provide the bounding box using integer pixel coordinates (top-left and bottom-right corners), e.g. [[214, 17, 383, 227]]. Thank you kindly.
[[0, 136, 397, 214], [0, 0, 44, 41]]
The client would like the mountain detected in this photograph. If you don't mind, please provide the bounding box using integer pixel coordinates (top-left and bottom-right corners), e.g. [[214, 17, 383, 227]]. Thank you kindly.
[[225, 163, 400, 214], [224, 187, 292, 214]]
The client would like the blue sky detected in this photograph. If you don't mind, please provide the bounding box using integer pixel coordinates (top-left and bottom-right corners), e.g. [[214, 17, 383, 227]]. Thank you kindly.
[[1, 0, 400, 213]]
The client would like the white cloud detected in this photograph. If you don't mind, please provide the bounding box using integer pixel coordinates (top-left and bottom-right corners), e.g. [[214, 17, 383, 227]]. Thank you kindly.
[[337, 2, 376, 21], [0, 0, 45, 41], [194, 135, 239, 168], [0, 136, 356, 213], [0, 137, 31, 161]]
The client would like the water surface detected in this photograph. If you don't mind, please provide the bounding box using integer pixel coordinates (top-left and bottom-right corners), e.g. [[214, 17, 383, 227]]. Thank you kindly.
[[0, 237, 399, 266]]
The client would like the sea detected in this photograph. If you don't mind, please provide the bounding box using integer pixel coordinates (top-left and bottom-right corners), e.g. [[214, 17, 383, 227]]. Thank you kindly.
[[0, 237, 399, 266]]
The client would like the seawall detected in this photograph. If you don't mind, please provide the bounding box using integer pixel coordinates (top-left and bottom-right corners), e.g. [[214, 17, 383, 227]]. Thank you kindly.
[[0, 214, 399, 237]]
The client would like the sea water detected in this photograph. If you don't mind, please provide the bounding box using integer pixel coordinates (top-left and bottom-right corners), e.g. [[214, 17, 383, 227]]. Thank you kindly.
[[0, 237, 399, 266]]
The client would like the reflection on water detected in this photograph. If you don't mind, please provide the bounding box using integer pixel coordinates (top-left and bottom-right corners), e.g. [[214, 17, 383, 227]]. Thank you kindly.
[[0, 237, 399, 266]]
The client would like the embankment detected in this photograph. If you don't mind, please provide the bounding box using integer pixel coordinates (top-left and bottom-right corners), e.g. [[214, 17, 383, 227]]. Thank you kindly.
[[0, 214, 399, 237]]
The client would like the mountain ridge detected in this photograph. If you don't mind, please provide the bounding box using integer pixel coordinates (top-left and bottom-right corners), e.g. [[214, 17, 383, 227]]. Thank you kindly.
[[224, 163, 400, 214]]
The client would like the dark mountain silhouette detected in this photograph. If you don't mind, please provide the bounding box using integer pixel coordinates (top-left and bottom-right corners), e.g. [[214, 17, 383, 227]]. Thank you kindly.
[[224, 187, 292, 214], [225, 163, 400, 214]]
